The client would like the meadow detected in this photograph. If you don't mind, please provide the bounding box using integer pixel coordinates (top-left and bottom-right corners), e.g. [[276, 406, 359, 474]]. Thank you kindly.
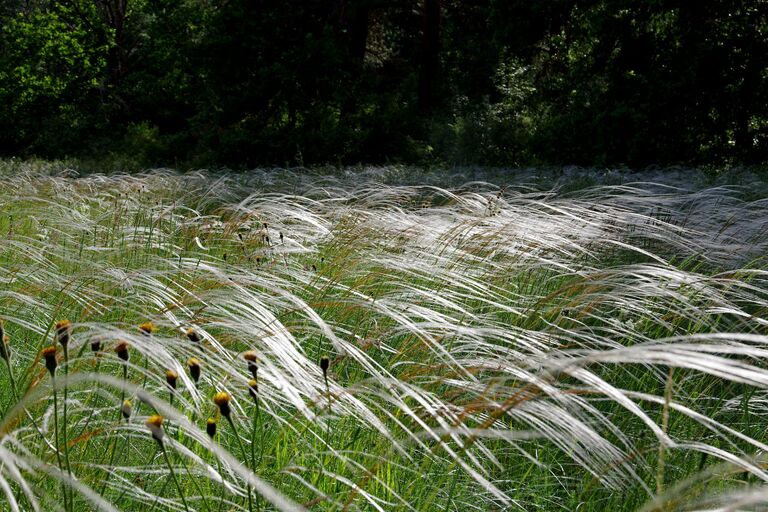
[[1, 161, 768, 511]]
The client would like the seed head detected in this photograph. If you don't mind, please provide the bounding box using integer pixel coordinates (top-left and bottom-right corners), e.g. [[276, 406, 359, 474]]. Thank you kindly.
[[186, 328, 201, 344], [206, 418, 217, 438], [187, 357, 201, 383], [145, 414, 165, 442], [320, 356, 330, 375], [41, 346, 58, 376], [165, 369, 178, 390], [243, 350, 258, 378], [55, 320, 72, 347], [115, 341, 130, 362], [138, 322, 155, 336], [248, 379, 258, 403], [213, 391, 232, 419], [121, 400, 132, 420]]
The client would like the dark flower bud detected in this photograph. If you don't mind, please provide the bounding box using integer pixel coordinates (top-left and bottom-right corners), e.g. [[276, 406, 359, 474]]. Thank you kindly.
[[121, 400, 132, 420], [41, 346, 58, 376], [188, 357, 201, 383], [166, 369, 178, 390], [55, 320, 71, 347], [115, 341, 129, 362], [206, 418, 217, 438], [243, 350, 258, 379], [186, 328, 201, 344]]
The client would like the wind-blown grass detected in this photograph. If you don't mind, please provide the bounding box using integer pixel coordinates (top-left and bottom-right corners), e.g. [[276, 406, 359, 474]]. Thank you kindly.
[[1, 163, 767, 511]]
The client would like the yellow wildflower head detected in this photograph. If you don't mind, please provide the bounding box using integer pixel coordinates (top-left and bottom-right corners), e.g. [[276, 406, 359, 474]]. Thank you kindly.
[[213, 391, 232, 419], [138, 322, 155, 336], [165, 369, 178, 390], [187, 357, 201, 383], [145, 414, 165, 442], [121, 400, 132, 420]]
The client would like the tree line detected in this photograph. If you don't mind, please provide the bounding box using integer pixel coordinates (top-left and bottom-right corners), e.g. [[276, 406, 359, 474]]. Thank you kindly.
[[0, 0, 765, 168]]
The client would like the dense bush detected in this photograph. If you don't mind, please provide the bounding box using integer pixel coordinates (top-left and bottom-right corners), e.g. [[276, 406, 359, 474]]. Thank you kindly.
[[0, 1, 765, 167]]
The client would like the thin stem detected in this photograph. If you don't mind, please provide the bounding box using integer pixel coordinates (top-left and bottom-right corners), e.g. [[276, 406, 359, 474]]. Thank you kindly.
[[51, 377, 68, 511], [4, 356, 48, 453], [177, 444, 213, 512], [443, 463, 460, 511], [251, 400, 262, 512], [99, 363, 129, 497], [216, 456, 225, 512], [114, 445, 159, 504], [657, 367, 674, 497], [226, 416, 254, 512], [160, 443, 191, 512], [76, 358, 101, 442], [62, 345, 73, 507], [146, 475, 170, 512], [4, 355, 26, 506], [3, 357, 18, 402], [324, 374, 331, 411], [250, 409, 257, 472]]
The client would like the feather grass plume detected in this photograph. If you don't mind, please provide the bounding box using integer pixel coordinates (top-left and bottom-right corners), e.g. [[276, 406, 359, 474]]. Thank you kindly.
[[1, 164, 768, 511]]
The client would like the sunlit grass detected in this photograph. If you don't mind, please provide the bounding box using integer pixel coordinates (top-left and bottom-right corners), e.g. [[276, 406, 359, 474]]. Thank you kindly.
[[0, 162, 767, 511]]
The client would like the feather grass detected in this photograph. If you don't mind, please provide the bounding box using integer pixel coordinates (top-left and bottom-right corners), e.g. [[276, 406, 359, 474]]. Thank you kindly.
[[1, 163, 768, 510]]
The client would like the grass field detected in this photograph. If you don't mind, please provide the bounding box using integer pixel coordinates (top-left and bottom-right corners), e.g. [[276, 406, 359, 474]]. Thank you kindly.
[[1, 161, 768, 511]]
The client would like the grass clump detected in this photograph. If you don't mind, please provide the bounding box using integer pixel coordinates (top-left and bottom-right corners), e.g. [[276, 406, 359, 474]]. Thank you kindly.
[[0, 165, 767, 511]]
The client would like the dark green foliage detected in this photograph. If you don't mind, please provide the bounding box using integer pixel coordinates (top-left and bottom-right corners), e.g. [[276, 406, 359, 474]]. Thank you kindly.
[[0, 0, 765, 167]]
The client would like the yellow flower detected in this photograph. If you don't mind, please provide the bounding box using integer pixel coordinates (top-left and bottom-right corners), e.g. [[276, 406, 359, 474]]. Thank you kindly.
[[146, 414, 165, 442], [187, 357, 201, 383], [165, 369, 179, 390], [138, 322, 155, 336], [213, 391, 232, 419], [121, 400, 132, 420]]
